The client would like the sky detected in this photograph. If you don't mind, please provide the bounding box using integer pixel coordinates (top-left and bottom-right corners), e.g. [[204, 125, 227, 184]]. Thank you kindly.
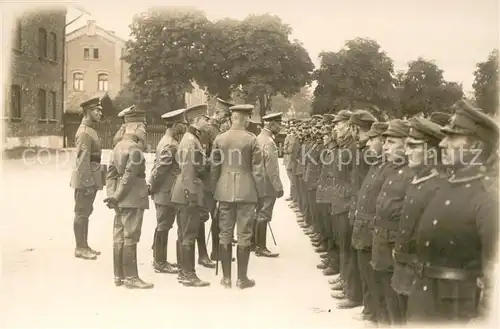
[[5, 0, 500, 93]]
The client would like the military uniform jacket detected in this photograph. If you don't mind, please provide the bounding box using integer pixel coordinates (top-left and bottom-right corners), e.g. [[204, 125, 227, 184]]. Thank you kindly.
[[149, 130, 181, 206], [211, 128, 265, 203], [371, 163, 413, 272], [391, 167, 445, 295], [330, 142, 356, 215], [70, 118, 105, 190], [349, 143, 372, 223], [286, 136, 300, 173], [316, 144, 335, 204], [106, 134, 149, 209], [304, 140, 323, 191], [283, 134, 295, 168], [112, 124, 126, 148], [294, 137, 308, 176], [413, 166, 498, 303], [170, 127, 207, 207], [202, 122, 221, 193], [256, 129, 283, 197], [352, 159, 391, 250]]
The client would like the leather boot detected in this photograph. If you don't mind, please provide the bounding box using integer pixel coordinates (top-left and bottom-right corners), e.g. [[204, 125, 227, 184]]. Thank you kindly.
[[180, 244, 210, 287], [82, 219, 100, 255], [74, 220, 96, 260], [331, 290, 346, 300], [123, 244, 154, 289], [176, 240, 189, 284], [319, 252, 328, 259], [153, 231, 177, 274], [337, 299, 362, 309], [330, 280, 345, 291], [329, 276, 342, 285], [197, 224, 215, 268], [210, 218, 220, 260], [316, 257, 329, 270], [113, 243, 124, 286], [322, 266, 338, 276], [219, 244, 232, 288], [236, 245, 255, 289], [255, 222, 279, 258]]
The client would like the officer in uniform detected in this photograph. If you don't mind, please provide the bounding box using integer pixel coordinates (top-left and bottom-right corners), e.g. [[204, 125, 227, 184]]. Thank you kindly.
[[371, 119, 413, 324], [170, 104, 211, 287], [428, 111, 451, 127], [70, 96, 106, 260], [406, 100, 499, 323], [253, 112, 284, 257], [112, 106, 129, 147], [149, 108, 188, 274], [216, 98, 235, 133], [349, 121, 390, 323], [391, 117, 446, 322], [211, 104, 265, 289], [104, 106, 153, 289]]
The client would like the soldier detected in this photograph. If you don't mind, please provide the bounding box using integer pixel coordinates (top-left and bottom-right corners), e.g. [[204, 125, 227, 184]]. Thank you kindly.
[[216, 98, 234, 133], [112, 106, 129, 147], [211, 104, 265, 289], [104, 106, 153, 289], [253, 112, 284, 257], [341, 110, 377, 312], [283, 120, 297, 201], [406, 100, 499, 323], [149, 108, 188, 274], [349, 121, 390, 323], [70, 96, 106, 260], [391, 117, 446, 322], [371, 119, 413, 325], [288, 121, 302, 211], [247, 118, 262, 136], [170, 104, 211, 287]]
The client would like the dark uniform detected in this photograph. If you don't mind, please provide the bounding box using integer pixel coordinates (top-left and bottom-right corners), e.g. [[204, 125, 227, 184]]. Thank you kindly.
[[70, 96, 106, 260], [104, 106, 153, 289], [149, 108, 188, 274], [170, 104, 211, 287], [254, 112, 284, 257], [428, 111, 451, 127], [406, 101, 499, 323], [351, 122, 391, 323], [211, 104, 265, 289], [372, 119, 413, 324], [283, 122, 296, 200]]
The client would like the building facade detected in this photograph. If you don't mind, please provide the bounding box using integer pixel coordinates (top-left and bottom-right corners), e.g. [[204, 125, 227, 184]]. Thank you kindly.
[[64, 20, 129, 112], [4, 7, 67, 150]]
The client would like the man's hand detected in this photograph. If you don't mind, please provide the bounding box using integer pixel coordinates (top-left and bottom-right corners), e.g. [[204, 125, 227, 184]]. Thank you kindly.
[[84, 186, 97, 196], [103, 197, 118, 209], [276, 190, 284, 198]]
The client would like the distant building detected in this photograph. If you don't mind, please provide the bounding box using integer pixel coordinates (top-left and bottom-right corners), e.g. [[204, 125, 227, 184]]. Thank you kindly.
[[64, 20, 129, 113], [4, 7, 67, 150]]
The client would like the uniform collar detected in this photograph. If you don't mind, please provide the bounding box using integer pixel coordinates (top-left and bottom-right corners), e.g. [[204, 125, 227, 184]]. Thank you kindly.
[[412, 167, 439, 184], [81, 117, 97, 129], [187, 126, 202, 141], [449, 165, 486, 184], [261, 128, 273, 137]]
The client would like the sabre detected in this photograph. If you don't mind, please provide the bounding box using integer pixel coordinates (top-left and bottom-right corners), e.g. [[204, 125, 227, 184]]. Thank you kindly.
[[268, 222, 277, 246], [214, 202, 221, 276]]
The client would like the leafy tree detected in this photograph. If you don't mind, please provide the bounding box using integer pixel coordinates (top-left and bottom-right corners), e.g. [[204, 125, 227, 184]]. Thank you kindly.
[[312, 38, 397, 116], [396, 58, 463, 117], [473, 49, 498, 115], [290, 86, 312, 114], [123, 7, 211, 115]]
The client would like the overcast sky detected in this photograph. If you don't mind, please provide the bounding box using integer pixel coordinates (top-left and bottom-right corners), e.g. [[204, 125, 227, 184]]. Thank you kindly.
[[7, 0, 500, 93]]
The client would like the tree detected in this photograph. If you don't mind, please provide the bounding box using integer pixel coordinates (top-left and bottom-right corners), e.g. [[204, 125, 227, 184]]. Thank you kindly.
[[473, 49, 498, 115], [290, 86, 312, 115], [312, 38, 397, 116], [200, 14, 314, 117], [123, 7, 211, 114], [396, 58, 464, 117]]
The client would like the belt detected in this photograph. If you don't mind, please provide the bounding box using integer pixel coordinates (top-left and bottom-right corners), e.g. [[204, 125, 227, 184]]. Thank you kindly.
[[374, 219, 399, 230], [90, 155, 101, 163], [422, 265, 480, 281]]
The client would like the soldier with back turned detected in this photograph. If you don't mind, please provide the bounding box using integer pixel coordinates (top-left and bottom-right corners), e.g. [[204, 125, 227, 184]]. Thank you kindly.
[[211, 104, 265, 289]]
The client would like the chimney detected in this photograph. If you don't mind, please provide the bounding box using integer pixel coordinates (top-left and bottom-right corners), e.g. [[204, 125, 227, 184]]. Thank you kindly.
[[86, 20, 96, 36]]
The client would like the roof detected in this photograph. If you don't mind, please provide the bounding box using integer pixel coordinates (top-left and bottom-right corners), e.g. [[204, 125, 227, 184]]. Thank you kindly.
[[66, 21, 127, 45]]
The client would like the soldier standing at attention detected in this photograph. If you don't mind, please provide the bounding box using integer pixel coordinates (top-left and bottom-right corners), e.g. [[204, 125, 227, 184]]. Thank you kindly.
[[371, 119, 413, 325], [254, 112, 284, 258], [170, 104, 211, 287], [391, 117, 446, 323], [349, 121, 390, 324], [70, 97, 105, 260], [149, 108, 188, 274], [104, 106, 153, 289], [211, 104, 265, 289], [288, 122, 301, 211], [406, 100, 499, 323], [283, 120, 297, 201]]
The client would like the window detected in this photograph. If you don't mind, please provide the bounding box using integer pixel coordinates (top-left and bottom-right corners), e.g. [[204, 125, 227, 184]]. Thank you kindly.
[[38, 28, 47, 58], [10, 85, 21, 118], [84, 47, 90, 59], [49, 32, 57, 60], [84, 47, 99, 60], [97, 73, 108, 91], [38, 89, 46, 119], [47, 91, 56, 119], [93, 48, 99, 59], [14, 19, 22, 49], [73, 73, 84, 91]]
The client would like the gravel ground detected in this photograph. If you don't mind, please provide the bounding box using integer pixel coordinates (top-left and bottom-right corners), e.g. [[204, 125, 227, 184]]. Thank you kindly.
[[1, 150, 366, 329]]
